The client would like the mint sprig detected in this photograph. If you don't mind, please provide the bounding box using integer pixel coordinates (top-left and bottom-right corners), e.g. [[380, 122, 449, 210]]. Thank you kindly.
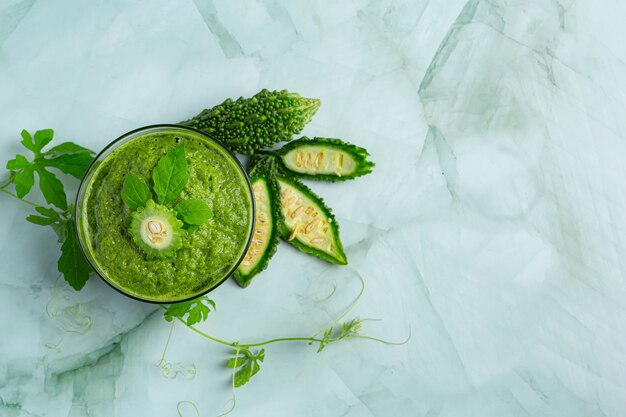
[[2, 129, 95, 290], [121, 145, 213, 259]]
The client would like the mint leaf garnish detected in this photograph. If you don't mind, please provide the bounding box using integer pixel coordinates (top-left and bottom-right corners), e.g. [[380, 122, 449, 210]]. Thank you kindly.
[[174, 198, 213, 225], [164, 296, 216, 326], [122, 173, 152, 209], [57, 219, 92, 290], [152, 145, 188, 205]]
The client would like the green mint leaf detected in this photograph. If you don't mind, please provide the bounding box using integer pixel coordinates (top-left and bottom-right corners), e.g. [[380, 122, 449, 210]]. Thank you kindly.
[[20, 130, 36, 153], [42, 152, 94, 179], [26, 215, 57, 226], [13, 165, 35, 198], [121, 173, 152, 209], [182, 223, 200, 233], [6, 154, 31, 170], [152, 145, 188, 205], [163, 296, 215, 326], [57, 220, 92, 290], [36, 167, 68, 209], [46, 141, 95, 156], [174, 198, 213, 225], [33, 129, 54, 152]]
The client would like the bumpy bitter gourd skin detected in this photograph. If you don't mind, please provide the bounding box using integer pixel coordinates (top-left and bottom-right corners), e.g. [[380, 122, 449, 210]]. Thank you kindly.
[[179, 89, 321, 155], [129, 199, 184, 260], [276, 173, 347, 265], [234, 157, 282, 287], [268, 137, 374, 182]]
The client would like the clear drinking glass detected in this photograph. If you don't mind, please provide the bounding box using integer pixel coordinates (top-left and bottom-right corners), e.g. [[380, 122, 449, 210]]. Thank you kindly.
[[75, 124, 255, 303]]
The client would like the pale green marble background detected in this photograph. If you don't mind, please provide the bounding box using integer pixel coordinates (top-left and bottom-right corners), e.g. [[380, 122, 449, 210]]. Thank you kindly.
[[1, 0, 625, 416]]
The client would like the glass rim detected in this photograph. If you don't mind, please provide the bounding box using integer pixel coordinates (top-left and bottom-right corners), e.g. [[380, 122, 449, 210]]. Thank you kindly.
[[74, 124, 256, 304]]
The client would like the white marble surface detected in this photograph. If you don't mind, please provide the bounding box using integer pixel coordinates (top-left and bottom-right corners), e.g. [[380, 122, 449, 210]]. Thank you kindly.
[[1, 0, 626, 416]]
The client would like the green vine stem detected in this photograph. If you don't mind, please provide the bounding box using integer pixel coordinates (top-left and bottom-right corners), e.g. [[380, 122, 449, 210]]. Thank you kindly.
[[177, 401, 200, 417], [161, 270, 409, 351], [0, 179, 40, 208], [155, 320, 197, 380]]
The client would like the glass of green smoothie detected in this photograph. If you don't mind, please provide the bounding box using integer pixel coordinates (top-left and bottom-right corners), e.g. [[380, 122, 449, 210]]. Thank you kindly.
[[75, 125, 255, 303]]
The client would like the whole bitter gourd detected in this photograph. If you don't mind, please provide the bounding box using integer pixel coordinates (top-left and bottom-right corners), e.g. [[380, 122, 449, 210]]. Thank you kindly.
[[234, 157, 282, 287], [179, 89, 321, 155], [267, 137, 374, 182]]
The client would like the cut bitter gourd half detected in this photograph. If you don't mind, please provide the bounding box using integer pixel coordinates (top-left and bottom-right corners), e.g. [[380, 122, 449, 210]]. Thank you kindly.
[[271, 137, 374, 182], [277, 175, 347, 265], [129, 199, 184, 260], [234, 157, 282, 287]]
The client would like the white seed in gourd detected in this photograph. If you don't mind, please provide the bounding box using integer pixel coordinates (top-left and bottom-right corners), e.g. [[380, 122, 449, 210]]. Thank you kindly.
[[148, 221, 163, 234], [305, 219, 319, 234], [310, 237, 324, 243], [291, 206, 304, 219], [315, 153, 323, 169], [242, 260, 252, 267], [288, 224, 299, 241]]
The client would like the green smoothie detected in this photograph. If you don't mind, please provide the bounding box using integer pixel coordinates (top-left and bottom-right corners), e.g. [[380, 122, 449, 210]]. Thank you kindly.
[[78, 127, 254, 302]]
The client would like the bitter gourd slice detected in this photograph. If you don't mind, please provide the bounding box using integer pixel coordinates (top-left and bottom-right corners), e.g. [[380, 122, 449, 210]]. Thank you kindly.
[[179, 89, 321, 155], [277, 175, 347, 265], [269, 137, 374, 182], [129, 199, 184, 260], [234, 157, 282, 287]]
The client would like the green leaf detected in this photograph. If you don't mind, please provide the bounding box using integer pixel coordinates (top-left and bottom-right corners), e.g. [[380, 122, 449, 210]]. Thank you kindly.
[[152, 145, 188, 205], [33, 129, 54, 152], [46, 141, 95, 156], [20, 130, 35, 153], [26, 215, 57, 226], [227, 355, 246, 368], [27, 206, 62, 226], [43, 152, 94, 179], [6, 154, 31, 170], [36, 167, 68, 209], [182, 223, 200, 233], [13, 165, 35, 198], [35, 206, 61, 220], [174, 198, 213, 225], [57, 220, 92, 290], [121, 173, 152, 209], [228, 348, 265, 388], [163, 296, 216, 326]]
